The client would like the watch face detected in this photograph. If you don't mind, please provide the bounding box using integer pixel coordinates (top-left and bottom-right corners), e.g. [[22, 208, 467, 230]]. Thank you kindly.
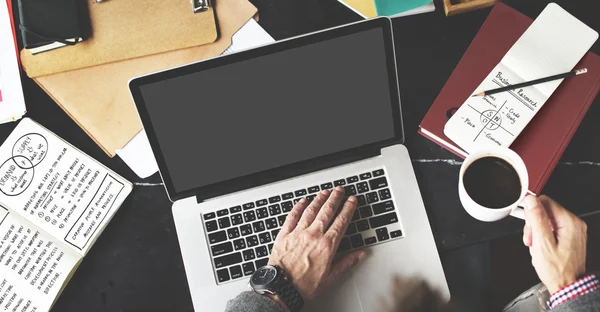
[[251, 266, 278, 286]]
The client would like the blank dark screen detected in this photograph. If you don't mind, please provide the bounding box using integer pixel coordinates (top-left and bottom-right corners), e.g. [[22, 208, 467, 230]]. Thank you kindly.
[[140, 27, 396, 194]]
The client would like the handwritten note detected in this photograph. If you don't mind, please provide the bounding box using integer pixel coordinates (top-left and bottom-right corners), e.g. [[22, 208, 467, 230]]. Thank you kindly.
[[444, 3, 598, 153], [0, 118, 132, 311]]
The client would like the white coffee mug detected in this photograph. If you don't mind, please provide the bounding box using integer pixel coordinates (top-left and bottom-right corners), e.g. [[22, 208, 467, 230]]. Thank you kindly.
[[458, 148, 529, 222]]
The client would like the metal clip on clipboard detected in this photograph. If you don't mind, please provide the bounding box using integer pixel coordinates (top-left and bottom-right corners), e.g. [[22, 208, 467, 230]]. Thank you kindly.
[[191, 0, 211, 13]]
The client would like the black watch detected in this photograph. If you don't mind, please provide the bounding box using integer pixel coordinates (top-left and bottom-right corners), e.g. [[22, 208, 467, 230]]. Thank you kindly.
[[249, 265, 304, 312]]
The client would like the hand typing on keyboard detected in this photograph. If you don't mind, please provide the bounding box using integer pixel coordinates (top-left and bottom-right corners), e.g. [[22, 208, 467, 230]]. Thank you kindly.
[[268, 186, 367, 302]]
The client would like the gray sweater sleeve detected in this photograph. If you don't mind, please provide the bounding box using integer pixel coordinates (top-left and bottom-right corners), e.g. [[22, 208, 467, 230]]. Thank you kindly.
[[225, 291, 283, 312], [553, 289, 600, 312]]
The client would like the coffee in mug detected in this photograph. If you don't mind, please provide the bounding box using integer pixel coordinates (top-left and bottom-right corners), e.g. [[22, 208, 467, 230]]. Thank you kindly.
[[463, 156, 522, 209]]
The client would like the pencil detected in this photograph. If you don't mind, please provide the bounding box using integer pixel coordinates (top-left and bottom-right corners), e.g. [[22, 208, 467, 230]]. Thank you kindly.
[[471, 68, 588, 97]]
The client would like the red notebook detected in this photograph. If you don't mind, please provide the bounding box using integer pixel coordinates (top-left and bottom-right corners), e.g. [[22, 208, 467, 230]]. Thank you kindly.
[[418, 3, 600, 194]]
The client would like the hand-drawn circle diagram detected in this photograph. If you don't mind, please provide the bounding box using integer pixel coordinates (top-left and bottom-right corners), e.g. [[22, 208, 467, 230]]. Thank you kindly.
[[0, 155, 34, 196], [479, 109, 502, 131], [12, 133, 48, 169]]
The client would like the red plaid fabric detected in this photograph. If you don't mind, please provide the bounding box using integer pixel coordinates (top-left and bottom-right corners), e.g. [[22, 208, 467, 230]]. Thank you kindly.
[[547, 274, 600, 309]]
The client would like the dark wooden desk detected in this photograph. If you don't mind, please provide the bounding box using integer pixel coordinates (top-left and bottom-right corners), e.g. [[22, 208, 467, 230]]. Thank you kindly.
[[3, 0, 598, 310]]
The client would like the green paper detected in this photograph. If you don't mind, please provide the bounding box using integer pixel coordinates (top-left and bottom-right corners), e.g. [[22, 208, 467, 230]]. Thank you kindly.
[[374, 0, 431, 16]]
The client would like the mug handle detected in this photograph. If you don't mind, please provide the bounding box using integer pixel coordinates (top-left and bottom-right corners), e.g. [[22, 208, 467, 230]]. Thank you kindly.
[[510, 206, 525, 220]]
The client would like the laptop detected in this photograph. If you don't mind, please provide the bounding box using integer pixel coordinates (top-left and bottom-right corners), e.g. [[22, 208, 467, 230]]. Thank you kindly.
[[129, 17, 449, 312]]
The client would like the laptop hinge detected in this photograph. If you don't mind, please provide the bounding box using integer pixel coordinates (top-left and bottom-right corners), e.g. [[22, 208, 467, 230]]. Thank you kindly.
[[195, 147, 381, 204]]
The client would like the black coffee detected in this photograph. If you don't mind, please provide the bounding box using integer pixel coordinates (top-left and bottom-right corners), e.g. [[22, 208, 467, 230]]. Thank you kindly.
[[463, 156, 521, 209]]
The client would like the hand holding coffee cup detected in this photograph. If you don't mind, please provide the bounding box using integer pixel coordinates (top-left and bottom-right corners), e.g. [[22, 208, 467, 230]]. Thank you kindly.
[[458, 148, 529, 222]]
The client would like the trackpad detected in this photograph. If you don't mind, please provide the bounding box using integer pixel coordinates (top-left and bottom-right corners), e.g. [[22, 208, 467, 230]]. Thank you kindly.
[[305, 271, 365, 312]]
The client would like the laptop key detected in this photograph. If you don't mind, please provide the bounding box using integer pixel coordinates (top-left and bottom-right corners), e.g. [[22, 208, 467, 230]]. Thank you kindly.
[[350, 234, 364, 248], [293, 198, 302, 204], [218, 217, 231, 229], [217, 209, 229, 217], [205, 220, 218, 232], [390, 230, 403, 238], [277, 215, 287, 226], [227, 228, 240, 239], [252, 221, 266, 233], [373, 169, 385, 177], [246, 235, 259, 248], [243, 202, 256, 210], [255, 258, 269, 269], [344, 185, 357, 196], [366, 192, 379, 204], [373, 201, 394, 215], [359, 172, 372, 180], [347, 176, 359, 183], [256, 199, 268, 207], [295, 189, 307, 197], [256, 246, 268, 258], [265, 218, 278, 229], [256, 208, 269, 219], [243, 262, 255, 276], [217, 268, 230, 282], [211, 242, 233, 256], [231, 214, 243, 226], [320, 182, 333, 190], [258, 232, 271, 244], [281, 201, 293, 212], [230, 206, 242, 214], [306, 195, 316, 202], [308, 186, 320, 193], [376, 228, 390, 241], [271, 229, 280, 240], [268, 204, 281, 216], [208, 231, 227, 244], [243, 249, 256, 261], [357, 195, 367, 206], [379, 188, 391, 200], [359, 206, 373, 219], [345, 222, 357, 235], [268, 243, 274, 254], [338, 237, 352, 252], [369, 212, 399, 228], [243, 211, 256, 223], [230, 265, 243, 279], [269, 195, 281, 204], [357, 182, 369, 193], [282, 192, 294, 200], [214, 252, 242, 268], [240, 224, 253, 236], [356, 220, 370, 232], [334, 179, 346, 186], [204, 212, 216, 220], [233, 238, 246, 251], [369, 177, 388, 190], [365, 237, 377, 245]]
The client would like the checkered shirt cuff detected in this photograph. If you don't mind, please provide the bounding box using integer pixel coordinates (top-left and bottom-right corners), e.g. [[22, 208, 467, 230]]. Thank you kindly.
[[547, 274, 600, 309]]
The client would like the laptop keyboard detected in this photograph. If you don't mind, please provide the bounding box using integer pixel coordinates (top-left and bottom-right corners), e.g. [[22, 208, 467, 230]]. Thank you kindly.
[[202, 168, 404, 284]]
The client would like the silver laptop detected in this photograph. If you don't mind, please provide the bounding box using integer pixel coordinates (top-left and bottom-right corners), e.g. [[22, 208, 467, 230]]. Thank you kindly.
[[129, 17, 449, 311]]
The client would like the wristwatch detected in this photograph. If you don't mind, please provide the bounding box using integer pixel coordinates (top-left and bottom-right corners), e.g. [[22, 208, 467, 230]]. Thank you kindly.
[[249, 265, 304, 312]]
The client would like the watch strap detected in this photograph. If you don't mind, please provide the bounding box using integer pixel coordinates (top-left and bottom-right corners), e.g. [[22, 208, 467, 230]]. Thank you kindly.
[[276, 280, 304, 312]]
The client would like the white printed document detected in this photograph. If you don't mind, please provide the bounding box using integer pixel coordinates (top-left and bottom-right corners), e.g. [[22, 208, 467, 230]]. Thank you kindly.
[[444, 3, 598, 154], [0, 118, 132, 311]]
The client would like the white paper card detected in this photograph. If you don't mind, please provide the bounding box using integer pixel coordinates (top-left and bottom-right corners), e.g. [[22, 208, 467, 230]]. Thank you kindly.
[[443, 3, 598, 153]]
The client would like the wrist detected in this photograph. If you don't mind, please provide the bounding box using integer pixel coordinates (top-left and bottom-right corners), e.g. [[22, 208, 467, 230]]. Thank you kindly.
[[547, 274, 599, 309], [548, 275, 579, 294], [264, 293, 291, 312]]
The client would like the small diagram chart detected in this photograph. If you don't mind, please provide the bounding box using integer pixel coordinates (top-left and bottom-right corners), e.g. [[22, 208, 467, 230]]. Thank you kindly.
[[479, 109, 502, 130]]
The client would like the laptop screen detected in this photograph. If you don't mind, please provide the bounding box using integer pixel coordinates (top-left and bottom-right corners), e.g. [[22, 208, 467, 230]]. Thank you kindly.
[[135, 21, 400, 198]]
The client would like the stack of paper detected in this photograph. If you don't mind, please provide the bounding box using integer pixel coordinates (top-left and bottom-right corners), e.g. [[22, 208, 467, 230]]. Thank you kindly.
[[339, 0, 435, 19]]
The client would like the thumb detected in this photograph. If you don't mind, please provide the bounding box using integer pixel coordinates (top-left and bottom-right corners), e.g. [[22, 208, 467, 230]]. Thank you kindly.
[[328, 250, 367, 283], [523, 195, 555, 246]]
